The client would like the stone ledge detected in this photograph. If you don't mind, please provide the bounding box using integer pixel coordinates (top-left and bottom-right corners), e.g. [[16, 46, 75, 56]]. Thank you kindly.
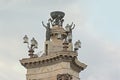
[[20, 51, 77, 64], [20, 51, 87, 71]]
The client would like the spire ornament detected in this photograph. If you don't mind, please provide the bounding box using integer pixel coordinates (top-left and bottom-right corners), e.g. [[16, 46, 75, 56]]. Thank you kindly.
[[20, 11, 87, 80], [49, 11, 65, 26]]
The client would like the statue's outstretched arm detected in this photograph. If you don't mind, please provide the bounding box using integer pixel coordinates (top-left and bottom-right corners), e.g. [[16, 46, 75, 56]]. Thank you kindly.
[[70, 22, 73, 27], [42, 21, 47, 28], [71, 24, 75, 30]]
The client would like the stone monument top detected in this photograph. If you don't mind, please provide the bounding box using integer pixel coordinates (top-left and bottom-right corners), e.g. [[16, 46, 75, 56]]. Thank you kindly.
[[20, 11, 87, 80]]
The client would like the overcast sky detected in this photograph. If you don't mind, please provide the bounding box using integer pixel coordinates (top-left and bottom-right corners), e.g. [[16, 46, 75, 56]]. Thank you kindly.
[[0, 0, 120, 80]]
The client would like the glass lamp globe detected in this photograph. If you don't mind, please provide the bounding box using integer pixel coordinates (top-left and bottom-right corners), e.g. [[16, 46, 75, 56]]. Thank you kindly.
[[31, 38, 36, 46], [23, 35, 28, 43]]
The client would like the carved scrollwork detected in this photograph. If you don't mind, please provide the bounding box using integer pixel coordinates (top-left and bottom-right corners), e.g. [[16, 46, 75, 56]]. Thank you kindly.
[[57, 73, 72, 80]]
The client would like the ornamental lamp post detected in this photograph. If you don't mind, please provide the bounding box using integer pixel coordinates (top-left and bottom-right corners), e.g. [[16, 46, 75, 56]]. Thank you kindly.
[[23, 35, 38, 58], [74, 40, 81, 53]]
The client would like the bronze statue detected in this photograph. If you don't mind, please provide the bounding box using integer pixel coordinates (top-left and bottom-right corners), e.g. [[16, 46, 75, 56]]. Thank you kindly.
[[65, 22, 75, 43], [50, 11, 65, 26], [65, 22, 75, 32], [42, 21, 51, 41], [67, 33, 72, 43], [49, 16, 64, 26]]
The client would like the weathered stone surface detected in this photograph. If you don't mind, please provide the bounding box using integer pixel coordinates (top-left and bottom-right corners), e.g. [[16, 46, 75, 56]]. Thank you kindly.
[[57, 73, 72, 80], [26, 62, 80, 80], [20, 51, 87, 80]]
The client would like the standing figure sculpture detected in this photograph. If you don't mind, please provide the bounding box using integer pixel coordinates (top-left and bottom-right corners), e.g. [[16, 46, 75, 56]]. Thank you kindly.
[[65, 22, 75, 43], [54, 15, 61, 26], [49, 11, 65, 27], [42, 21, 51, 41], [49, 15, 64, 26]]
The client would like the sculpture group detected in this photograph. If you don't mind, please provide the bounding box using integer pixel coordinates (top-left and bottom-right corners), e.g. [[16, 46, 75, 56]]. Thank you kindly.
[[21, 11, 87, 80], [42, 11, 81, 51]]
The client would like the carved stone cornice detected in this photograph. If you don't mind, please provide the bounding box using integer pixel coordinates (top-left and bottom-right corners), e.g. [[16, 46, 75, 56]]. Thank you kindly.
[[20, 51, 87, 72]]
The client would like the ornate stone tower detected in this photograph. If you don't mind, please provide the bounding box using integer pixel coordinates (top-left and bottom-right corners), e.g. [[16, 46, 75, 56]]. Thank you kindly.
[[20, 11, 87, 80]]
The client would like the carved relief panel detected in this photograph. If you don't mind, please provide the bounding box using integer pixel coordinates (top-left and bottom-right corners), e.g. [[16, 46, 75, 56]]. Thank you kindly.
[[57, 73, 72, 80]]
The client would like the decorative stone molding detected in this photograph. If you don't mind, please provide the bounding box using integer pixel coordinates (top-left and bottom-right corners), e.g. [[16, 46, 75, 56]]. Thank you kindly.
[[20, 51, 87, 72]]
